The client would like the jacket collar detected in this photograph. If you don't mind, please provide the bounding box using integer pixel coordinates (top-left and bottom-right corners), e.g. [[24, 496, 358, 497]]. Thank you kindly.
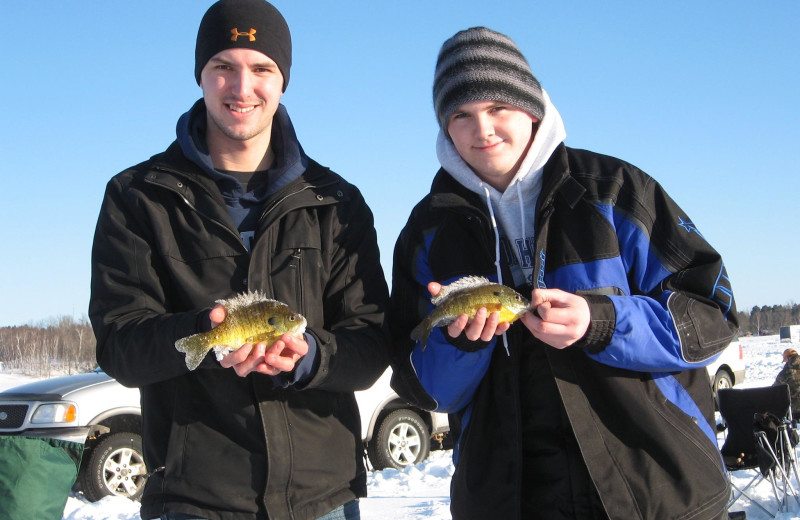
[[148, 146, 338, 208], [175, 100, 308, 201]]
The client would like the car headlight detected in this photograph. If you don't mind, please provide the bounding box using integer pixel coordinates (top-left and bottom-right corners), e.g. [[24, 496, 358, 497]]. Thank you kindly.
[[30, 403, 77, 424]]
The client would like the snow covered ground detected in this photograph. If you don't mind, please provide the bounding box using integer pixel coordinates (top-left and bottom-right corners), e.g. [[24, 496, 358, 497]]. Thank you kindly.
[[1, 334, 798, 519]]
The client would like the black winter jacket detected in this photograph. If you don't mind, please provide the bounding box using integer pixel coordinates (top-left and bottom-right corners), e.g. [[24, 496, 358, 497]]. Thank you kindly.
[[389, 144, 737, 520], [90, 141, 389, 520]]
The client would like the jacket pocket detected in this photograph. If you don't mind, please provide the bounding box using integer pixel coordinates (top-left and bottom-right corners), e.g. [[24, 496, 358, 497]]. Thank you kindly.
[[268, 221, 323, 321]]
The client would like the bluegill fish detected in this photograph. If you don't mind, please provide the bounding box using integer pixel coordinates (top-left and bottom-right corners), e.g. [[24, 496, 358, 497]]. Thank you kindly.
[[410, 276, 530, 350], [175, 292, 307, 370]]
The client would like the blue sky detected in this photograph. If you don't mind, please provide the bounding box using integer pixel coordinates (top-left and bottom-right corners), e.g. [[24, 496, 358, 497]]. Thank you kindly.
[[1, 1, 798, 327]]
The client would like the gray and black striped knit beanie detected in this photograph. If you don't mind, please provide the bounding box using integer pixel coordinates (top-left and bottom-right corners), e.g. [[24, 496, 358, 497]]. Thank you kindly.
[[433, 27, 544, 133]]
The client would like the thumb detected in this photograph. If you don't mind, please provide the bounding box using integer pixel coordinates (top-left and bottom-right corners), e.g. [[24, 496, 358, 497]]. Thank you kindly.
[[209, 305, 226, 327], [530, 288, 555, 308]]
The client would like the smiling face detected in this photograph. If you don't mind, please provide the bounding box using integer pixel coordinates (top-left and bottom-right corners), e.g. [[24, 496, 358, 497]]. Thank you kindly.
[[447, 100, 538, 192], [200, 47, 284, 149]]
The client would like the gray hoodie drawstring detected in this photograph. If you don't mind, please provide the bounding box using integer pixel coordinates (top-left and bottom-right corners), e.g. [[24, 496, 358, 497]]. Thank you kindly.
[[516, 183, 527, 248], [482, 184, 511, 356]]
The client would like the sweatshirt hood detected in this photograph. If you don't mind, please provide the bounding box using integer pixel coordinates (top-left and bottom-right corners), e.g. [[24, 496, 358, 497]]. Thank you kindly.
[[436, 89, 566, 204], [436, 89, 566, 296], [176, 99, 308, 200]]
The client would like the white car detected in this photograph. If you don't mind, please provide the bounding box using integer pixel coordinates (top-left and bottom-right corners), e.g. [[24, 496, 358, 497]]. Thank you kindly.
[[0, 366, 448, 502], [355, 368, 449, 471], [706, 338, 747, 404], [0, 369, 143, 502]]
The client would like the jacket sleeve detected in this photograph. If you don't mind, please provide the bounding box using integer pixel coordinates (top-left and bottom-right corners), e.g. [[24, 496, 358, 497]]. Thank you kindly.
[[388, 214, 495, 413], [90, 177, 205, 388], [584, 173, 738, 372]]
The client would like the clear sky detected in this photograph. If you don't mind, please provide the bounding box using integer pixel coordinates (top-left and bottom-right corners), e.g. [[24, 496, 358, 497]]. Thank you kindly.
[[1, 1, 798, 327]]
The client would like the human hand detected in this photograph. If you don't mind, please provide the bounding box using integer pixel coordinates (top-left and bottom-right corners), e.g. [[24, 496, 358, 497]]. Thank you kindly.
[[427, 281, 511, 342], [209, 304, 226, 327], [219, 333, 309, 377], [519, 289, 589, 349], [211, 305, 309, 377]]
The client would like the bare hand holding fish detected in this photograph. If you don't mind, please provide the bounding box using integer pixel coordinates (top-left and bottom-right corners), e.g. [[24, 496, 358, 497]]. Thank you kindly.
[[214, 307, 309, 378], [175, 292, 308, 372], [428, 282, 511, 342], [411, 276, 530, 349]]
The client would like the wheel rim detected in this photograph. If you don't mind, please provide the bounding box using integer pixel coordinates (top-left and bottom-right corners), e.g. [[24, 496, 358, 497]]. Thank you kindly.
[[387, 422, 422, 466], [717, 377, 732, 390], [102, 446, 147, 497]]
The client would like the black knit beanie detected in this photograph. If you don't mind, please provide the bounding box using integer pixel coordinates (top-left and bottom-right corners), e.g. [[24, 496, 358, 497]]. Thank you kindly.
[[433, 27, 544, 132], [194, 0, 292, 91]]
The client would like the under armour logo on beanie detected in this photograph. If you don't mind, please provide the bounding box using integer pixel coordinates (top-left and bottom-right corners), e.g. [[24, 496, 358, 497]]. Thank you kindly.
[[194, 0, 292, 91], [433, 27, 545, 134], [231, 28, 257, 42]]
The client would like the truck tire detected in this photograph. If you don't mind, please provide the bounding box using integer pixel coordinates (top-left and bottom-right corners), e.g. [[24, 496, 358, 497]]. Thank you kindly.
[[367, 409, 430, 470], [79, 432, 147, 502], [713, 369, 733, 409]]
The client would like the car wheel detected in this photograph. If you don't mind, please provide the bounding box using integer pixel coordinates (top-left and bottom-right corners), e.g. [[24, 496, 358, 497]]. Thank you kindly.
[[367, 409, 430, 470], [713, 369, 733, 407], [79, 432, 147, 502]]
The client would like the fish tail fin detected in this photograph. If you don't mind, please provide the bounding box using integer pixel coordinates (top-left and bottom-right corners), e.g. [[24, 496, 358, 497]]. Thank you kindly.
[[175, 334, 211, 371], [410, 319, 432, 351]]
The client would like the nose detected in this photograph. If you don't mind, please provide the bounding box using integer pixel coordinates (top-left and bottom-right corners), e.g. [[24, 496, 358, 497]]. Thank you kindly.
[[474, 113, 495, 139], [230, 69, 252, 97]]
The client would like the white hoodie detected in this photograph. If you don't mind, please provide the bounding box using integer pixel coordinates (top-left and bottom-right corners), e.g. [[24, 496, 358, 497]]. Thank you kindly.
[[436, 90, 567, 288]]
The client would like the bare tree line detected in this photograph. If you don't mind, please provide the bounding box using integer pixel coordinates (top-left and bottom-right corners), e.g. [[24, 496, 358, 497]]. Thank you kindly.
[[0, 316, 96, 377], [737, 303, 800, 337]]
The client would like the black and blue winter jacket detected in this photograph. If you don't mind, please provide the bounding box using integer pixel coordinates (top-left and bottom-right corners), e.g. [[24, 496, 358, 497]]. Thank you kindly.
[[389, 143, 737, 520]]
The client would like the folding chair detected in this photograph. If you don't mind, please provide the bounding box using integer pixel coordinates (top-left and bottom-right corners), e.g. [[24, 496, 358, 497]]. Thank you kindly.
[[718, 385, 800, 517], [754, 410, 800, 512]]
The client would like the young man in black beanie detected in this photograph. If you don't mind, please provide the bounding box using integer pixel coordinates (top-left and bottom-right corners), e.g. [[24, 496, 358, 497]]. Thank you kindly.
[[389, 26, 738, 520], [89, 1, 389, 519]]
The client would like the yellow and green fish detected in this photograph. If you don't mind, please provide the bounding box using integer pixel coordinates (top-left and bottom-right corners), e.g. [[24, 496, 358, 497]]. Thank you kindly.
[[175, 291, 307, 370], [410, 276, 530, 350]]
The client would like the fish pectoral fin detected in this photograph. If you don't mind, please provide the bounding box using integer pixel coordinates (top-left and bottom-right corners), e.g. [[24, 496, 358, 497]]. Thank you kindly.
[[252, 332, 279, 344]]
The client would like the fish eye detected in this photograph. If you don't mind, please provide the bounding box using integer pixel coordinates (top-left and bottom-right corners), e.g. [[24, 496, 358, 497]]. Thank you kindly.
[[289, 315, 296, 321]]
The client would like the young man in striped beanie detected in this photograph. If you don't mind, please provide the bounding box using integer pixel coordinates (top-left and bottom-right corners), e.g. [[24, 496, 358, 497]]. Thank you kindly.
[[389, 26, 737, 520]]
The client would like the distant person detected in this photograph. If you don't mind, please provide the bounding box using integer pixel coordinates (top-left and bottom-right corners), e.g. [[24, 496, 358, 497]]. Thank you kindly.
[[388, 26, 738, 520], [89, 1, 389, 519], [774, 348, 800, 417]]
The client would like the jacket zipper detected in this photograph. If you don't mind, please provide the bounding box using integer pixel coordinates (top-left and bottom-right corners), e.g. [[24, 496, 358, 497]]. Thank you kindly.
[[533, 205, 554, 288], [257, 179, 337, 225], [291, 248, 304, 313]]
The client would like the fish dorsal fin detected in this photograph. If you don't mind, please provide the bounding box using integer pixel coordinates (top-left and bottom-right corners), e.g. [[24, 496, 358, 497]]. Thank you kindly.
[[431, 276, 492, 305], [215, 291, 281, 312]]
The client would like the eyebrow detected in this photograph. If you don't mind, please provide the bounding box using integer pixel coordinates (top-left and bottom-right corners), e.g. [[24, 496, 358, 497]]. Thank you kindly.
[[208, 56, 278, 69]]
